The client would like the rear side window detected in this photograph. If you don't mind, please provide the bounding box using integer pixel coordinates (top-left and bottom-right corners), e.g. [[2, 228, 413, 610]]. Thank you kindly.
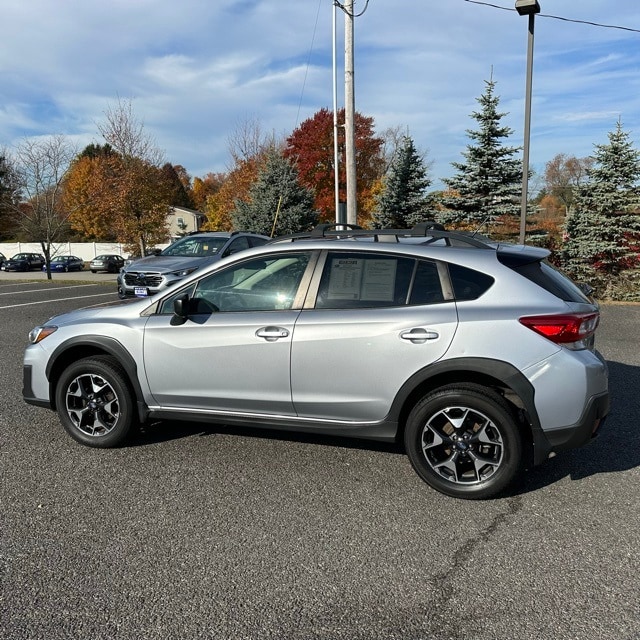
[[448, 264, 494, 301], [316, 252, 415, 309], [409, 261, 445, 305]]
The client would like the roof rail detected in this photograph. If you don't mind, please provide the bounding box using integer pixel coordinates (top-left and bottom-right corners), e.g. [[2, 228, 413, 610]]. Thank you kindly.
[[270, 221, 494, 249]]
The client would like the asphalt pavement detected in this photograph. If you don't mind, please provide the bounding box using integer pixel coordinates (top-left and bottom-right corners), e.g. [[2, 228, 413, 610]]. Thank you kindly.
[[1, 280, 639, 640]]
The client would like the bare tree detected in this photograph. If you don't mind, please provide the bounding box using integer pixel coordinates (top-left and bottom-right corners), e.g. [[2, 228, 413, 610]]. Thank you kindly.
[[98, 97, 165, 166], [544, 153, 594, 216], [10, 135, 77, 279], [227, 116, 280, 166]]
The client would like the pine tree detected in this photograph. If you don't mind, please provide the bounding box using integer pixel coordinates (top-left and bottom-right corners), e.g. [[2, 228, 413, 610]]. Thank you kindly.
[[563, 121, 640, 288], [232, 149, 318, 236], [439, 78, 522, 226], [372, 136, 434, 228]]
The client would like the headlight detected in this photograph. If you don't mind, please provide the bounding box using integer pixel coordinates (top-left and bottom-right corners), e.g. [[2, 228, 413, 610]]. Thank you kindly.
[[170, 268, 198, 278], [28, 326, 58, 344]]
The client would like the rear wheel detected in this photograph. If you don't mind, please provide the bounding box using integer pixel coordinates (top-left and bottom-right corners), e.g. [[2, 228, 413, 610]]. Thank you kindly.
[[55, 356, 136, 448], [404, 384, 523, 500]]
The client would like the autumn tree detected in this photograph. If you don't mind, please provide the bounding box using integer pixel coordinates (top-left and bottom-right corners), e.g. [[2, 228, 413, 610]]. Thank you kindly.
[[372, 136, 434, 228], [63, 144, 119, 241], [284, 107, 384, 225], [439, 78, 522, 227], [232, 149, 318, 236], [8, 135, 78, 278], [192, 173, 225, 212], [63, 99, 171, 254], [563, 121, 640, 296]]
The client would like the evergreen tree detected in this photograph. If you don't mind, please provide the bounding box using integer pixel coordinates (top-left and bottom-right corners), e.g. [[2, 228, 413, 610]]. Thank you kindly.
[[232, 149, 318, 236], [160, 163, 194, 208], [0, 153, 21, 240], [563, 121, 640, 285], [439, 78, 522, 226], [372, 135, 434, 228]]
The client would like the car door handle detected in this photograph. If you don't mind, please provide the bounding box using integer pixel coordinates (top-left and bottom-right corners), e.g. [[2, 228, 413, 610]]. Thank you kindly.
[[400, 328, 439, 344], [256, 326, 290, 342]]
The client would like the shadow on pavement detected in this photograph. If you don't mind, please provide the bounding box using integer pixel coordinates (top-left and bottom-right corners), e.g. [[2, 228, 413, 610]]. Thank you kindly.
[[128, 359, 639, 495], [519, 359, 640, 494]]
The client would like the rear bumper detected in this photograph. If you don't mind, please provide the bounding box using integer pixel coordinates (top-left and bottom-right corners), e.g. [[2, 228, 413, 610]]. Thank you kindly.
[[534, 390, 610, 464]]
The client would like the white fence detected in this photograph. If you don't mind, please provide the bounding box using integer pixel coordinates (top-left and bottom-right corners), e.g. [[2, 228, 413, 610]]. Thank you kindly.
[[0, 242, 168, 262]]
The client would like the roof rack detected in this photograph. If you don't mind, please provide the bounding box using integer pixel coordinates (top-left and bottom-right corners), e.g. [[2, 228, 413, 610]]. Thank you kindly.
[[271, 221, 494, 249]]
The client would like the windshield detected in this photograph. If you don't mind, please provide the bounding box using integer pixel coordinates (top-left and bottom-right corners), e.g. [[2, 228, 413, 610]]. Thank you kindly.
[[161, 236, 228, 257]]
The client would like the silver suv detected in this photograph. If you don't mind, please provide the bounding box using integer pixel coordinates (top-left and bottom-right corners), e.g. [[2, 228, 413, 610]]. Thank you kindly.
[[117, 231, 270, 298], [23, 223, 609, 499]]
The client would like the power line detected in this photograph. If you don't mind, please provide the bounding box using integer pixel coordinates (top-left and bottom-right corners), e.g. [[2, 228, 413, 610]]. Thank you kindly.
[[463, 0, 640, 34], [334, 0, 370, 19], [295, 0, 324, 129]]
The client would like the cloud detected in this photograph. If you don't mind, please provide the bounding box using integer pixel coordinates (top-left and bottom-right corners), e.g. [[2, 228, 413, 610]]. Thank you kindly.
[[0, 0, 638, 186]]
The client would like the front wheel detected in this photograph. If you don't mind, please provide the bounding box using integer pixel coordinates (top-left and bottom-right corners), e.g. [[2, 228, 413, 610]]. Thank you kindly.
[[55, 356, 136, 448], [404, 384, 523, 500]]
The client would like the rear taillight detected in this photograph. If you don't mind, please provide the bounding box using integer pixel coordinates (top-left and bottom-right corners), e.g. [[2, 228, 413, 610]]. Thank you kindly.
[[519, 312, 599, 349]]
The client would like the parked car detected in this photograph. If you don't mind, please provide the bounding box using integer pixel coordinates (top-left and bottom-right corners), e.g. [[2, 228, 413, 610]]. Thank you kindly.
[[117, 232, 270, 299], [2, 252, 45, 271], [0, 252, 5, 269], [23, 223, 609, 500], [124, 249, 161, 267], [89, 254, 125, 273], [42, 255, 84, 273]]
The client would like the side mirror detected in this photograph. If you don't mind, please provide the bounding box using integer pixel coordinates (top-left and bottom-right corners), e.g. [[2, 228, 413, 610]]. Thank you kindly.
[[171, 294, 190, 326]]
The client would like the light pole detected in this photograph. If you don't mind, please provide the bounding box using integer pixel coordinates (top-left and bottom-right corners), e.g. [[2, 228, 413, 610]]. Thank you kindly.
[[516, 0, 540, 245]]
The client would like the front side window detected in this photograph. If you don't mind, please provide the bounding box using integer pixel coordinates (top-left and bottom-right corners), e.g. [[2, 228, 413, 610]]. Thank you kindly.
[[159, 253, 311, 314]]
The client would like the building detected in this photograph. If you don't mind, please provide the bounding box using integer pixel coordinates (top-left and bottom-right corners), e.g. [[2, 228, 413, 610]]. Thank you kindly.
[[166, 206, 207, 239]]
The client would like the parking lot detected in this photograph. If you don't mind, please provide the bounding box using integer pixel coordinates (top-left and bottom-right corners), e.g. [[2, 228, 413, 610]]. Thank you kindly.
[[1, 275, 639, 639]]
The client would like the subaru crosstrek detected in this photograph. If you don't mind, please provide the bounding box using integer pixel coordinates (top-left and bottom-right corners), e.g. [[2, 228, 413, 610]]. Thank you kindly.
[[117, 231, 270, 298], [23, 223, 609, 499]]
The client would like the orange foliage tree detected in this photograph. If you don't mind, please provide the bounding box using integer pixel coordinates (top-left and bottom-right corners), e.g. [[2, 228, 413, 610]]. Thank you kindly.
[[202, 152, 271, 231], [284, 108, 384, 225]]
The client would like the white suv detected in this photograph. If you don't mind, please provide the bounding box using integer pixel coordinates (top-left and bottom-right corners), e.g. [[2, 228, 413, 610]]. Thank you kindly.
[[23, 223, 609, 499], [117, 231, 270, 298]]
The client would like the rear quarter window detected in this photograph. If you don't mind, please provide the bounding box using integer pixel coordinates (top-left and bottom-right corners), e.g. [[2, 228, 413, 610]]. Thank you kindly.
[[448, 263, 495, 301]]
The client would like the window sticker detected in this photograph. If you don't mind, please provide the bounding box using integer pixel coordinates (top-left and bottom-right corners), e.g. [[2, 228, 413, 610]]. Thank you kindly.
[[361, 259, 396, 301], [326, 257, 397, 301], [327, 258, 364, 299]]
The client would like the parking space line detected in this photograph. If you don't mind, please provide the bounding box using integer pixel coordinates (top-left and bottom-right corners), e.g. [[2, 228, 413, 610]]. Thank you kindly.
[[0, 292, 116, 309], [0, 284, 100, 296]]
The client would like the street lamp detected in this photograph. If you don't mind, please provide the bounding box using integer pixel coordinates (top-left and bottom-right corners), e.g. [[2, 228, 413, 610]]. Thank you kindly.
[[516, 0, 540, 245]]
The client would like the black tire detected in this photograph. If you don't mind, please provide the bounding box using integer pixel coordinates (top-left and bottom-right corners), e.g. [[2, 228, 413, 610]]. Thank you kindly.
[[404, 383, 523, 500], [55, 356, 136, 448], [91, 269, 96, 273]]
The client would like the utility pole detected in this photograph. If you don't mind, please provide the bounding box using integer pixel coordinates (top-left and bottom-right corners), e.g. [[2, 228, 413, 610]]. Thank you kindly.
[[332, 2, 341, 224], [344, 0, 357, 225]]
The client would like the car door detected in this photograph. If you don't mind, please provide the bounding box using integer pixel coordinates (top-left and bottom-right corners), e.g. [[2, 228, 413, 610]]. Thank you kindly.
[[142, 252, 313, 416], [291, 251, 459, 423]]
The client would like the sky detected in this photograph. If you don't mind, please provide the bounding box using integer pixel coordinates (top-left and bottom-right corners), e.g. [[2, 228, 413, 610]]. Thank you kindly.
[[1, 0, 639, 192]]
